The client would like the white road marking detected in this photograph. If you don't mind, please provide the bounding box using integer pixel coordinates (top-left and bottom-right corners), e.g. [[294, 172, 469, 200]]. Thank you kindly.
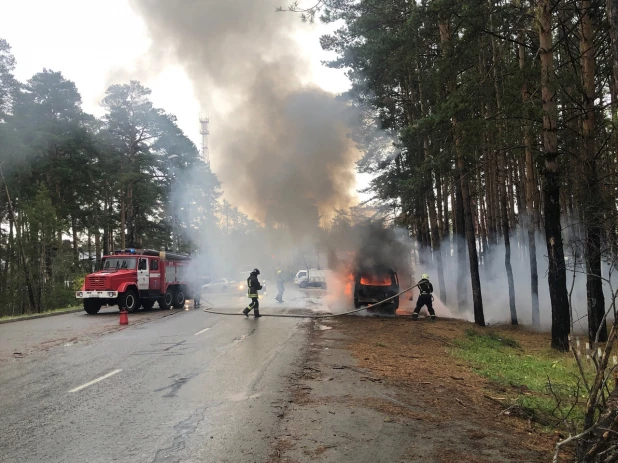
[[194, 328, 210, 336], [69, 369, 123, 393]]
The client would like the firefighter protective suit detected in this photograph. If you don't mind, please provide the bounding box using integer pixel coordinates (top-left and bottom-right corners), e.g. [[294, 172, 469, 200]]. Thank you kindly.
[[243, 269, 262, 318], [412, 274, 435, 320]]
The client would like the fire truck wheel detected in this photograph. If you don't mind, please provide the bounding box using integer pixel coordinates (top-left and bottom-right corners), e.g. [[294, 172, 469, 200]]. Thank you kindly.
[[83, 299, 102, 315], [120, 289, 139, 313], [299, 281, 308, 289], [159, 290, 174, 310], [173, 290, 186, 309]]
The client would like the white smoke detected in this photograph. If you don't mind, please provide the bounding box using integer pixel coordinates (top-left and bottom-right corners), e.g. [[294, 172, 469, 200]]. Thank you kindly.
[[416, 229, 618, 330]]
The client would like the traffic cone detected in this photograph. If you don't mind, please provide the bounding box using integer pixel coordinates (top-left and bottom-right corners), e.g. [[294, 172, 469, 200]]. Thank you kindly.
[[119, 309, 129, 325]]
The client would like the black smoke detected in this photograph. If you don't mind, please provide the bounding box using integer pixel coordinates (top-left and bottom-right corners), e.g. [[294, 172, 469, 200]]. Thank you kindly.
[[126, 0, 361, 237]]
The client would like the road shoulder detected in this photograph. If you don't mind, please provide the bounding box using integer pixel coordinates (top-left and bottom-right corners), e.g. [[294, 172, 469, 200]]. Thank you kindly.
[[0, 307, 83, 324], [268, 316, 555, 463]]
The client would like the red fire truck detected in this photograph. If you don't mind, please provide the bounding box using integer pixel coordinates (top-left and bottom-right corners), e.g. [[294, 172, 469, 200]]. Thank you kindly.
[[76, 249, 194, 314]]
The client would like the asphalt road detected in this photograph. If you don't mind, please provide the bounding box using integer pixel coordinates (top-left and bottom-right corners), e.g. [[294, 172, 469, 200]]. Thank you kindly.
[[0, 287, 324, 463]]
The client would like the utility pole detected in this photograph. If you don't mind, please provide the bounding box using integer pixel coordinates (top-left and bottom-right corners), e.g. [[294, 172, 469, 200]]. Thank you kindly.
[[199, 114, 210, 166], [168, 155, 179, 252]]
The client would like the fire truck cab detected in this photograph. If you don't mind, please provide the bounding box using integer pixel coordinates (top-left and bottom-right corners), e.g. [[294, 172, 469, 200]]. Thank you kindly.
[[76, 249, 194, 314]]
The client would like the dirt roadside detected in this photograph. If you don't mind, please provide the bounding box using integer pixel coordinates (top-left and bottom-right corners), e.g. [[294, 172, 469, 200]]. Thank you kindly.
[[267, 315, 558, 463]]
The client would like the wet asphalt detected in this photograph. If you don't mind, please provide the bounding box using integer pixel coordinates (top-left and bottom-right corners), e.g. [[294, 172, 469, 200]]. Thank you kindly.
[[0, 288, 320, 463]]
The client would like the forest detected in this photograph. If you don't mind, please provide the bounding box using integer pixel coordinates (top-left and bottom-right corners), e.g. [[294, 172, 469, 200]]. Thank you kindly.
[[0, 38, 266, 317]]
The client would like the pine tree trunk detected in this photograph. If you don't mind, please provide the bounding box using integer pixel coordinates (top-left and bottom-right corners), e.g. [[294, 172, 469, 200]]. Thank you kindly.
[[533, 158, 542, 229], [538, 0, 571, 351], [87, 231, 92, 273], [93, 202, 102, 269], [507, 157, 517, 230], [455, 175, 469, 311], [414, 202, 424, 264], [520, 39, 541, 327], [424, 138, 447, 303], [94, 231, 101, 271], [608, 0, 618, 130], [436, 172, 444, 241], [443, 175, 450, 241], [71, 214, 79, 264], [493, 156, 503, 238], [422, 202, 431, 251], [38, 233, 44, 312], [500, 165, 518, 325], [516, 161, 527, 263], [442, 174, 451, 277], [1, 217, 10, 296], [127, 182, 135, 248], [491, 24, 517, 326], [512, 154, 526, 260], [478, 168, 490, 271], [488, 152, 499, 244], [609, 0, 618, 257], [457, 153, 485, 326], [581, 0, 607, 343], [8, 218, 14, 307], [102, 191, 109, 256], [120, 189, 126, 250]]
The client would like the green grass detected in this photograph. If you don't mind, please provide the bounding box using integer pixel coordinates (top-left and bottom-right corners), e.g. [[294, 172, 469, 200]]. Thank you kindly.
[[0, 306, 81, 322], [453, 328, 590, 426]]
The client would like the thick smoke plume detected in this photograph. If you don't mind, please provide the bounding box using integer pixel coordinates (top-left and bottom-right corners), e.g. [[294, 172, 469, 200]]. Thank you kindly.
[[326, 222, 413, 276], [128, 0, 360, 236]]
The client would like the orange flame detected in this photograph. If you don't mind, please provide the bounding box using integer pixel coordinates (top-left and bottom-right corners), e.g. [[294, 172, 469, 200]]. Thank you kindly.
[[359, 275, 392, 286], [344, 273, 354, 296]]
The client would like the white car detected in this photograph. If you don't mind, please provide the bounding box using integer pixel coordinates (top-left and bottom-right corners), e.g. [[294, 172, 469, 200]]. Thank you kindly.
[[203, 278, 236, 292]]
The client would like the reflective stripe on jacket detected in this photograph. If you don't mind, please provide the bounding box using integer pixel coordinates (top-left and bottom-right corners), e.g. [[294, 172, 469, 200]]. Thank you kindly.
[[247, 273, 262, 298]]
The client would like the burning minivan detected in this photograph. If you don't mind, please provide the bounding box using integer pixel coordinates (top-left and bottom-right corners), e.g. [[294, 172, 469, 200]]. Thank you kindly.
[[353, 266, 399, 312]]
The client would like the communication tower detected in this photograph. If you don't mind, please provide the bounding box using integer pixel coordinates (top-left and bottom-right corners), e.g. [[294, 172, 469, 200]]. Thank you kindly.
[[199, 114, 210, 165]]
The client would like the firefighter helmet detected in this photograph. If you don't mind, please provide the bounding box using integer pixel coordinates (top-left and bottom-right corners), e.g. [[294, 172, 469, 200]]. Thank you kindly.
[[422, 273, 429, 280], [253, 268, 260, 275]]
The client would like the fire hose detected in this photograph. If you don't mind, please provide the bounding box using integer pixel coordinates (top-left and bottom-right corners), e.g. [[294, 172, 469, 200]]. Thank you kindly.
[[201, 284, 420, 319]]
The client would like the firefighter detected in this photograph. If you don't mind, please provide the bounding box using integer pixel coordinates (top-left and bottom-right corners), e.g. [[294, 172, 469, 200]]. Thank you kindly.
[[192, 275, 202, 308], [275, 269, 284, 303], [194, 286, 201, 308], [412, 273, 436, 321], [243, 268, 262, 318]]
